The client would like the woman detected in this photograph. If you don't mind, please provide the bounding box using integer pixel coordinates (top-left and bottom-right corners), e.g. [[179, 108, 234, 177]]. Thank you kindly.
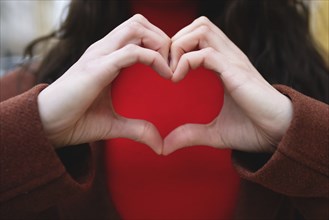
[[1, 0, 328, 219]]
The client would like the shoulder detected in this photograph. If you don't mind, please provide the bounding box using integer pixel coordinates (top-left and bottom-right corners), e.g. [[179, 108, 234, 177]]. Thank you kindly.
[[0, 64, 38, 102]]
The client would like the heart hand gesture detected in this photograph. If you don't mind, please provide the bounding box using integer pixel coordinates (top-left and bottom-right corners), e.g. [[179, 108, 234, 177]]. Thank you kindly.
[[37, 15, 293, 155]]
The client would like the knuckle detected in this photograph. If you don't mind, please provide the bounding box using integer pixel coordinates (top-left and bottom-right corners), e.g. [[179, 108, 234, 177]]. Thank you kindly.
[[204, 47, 216, 57], [198, 24, 211, 34], [207, 47, 216, 53], [86, 43, 95, 51], [126, 21, 144, 37], [241, 53, 251, 62], [180, 53, 189, 62], [196, 25, 212, 46], [132, 14, 147, 23], [196, 16, 210, 25], [118, 44, 140, 62], [170, 41, 179, 51], [201, 48, 217, 67], [123, 44, 139, 53], [138, 122, 152, 142], [179, 125, 193, 144], [85, 42, 98, 53], [163, 37, 171, 47], [154, 51, 162, 59]]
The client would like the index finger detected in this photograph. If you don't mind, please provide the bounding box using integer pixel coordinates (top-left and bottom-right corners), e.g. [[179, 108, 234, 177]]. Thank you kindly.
[[172, 16, 241, 55], [113, 14, 170, 42], [94, 14, 171, 61]]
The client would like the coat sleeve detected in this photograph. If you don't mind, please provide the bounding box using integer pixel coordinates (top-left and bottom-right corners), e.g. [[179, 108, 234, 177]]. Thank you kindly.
[[0, 84, 95, 219], [232, 85, 329, 218]]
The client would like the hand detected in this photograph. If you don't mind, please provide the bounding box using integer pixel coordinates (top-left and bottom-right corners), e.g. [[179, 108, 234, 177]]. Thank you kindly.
[[37, 14, 172, 154], [163, 17, 293, 154]]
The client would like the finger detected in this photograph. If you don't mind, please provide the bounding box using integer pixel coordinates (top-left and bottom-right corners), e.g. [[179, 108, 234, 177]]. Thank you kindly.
[[172, 47, 277, 122], [94, 22, 170, 60], [172, 48, 260, 93], [112, 44, 173, 78], [113, 14, 170, 44], [110, 116, 163, 155], [120, 22, 170, 60], [66, 45, 172, 123], [170, 25, 230, 71], [163, 123, 219, 155], [172, 16, 238, 51], [96, 44, 173, 86], [171, 17, 244, 69], [100, 14, 171, 60], [172, 48, 229, 82]]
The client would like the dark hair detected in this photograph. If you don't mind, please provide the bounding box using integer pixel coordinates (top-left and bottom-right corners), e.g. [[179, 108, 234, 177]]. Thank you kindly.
[[24, 0, 328, 103]]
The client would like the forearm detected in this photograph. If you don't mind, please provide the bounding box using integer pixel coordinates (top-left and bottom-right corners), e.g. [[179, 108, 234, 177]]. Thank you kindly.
[[233, 85, 329, 197], [0, 85, 94, 218]]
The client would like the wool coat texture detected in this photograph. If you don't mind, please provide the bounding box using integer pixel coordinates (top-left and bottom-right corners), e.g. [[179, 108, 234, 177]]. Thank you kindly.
[[0, 70, 328, 220]]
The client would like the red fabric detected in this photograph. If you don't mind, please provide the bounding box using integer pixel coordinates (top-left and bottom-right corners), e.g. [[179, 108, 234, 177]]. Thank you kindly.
[[105, 1, 240, 219], [2, 71, 329, 220]]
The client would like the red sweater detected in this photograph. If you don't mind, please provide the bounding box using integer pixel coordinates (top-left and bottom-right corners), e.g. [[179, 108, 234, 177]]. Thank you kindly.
[[1, 2, 328, 220], [105, 1, 240, 219], [1, 69, 328, 220]]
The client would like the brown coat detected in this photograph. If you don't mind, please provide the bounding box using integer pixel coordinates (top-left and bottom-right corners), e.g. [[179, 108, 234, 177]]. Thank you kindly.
[[0, 69, 328, 220]]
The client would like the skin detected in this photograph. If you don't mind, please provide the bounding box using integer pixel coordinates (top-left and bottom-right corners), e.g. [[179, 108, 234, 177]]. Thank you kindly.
[[164, 16, 294, 154], [37, 14, 293, 155], [38, 14, 172, 155]]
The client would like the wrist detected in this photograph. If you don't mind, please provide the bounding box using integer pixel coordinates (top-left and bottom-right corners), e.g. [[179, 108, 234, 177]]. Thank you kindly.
[[271, 94, 294, 150], [37, 90, 62, 149]]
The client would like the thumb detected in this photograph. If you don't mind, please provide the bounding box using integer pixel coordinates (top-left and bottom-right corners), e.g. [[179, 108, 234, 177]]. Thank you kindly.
[[110, 116, 163, 155], [163, 123, 219, 155]]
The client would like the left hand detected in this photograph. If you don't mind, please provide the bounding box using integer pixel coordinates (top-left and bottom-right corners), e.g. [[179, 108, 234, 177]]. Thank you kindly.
[[163, 17, 293, 155]]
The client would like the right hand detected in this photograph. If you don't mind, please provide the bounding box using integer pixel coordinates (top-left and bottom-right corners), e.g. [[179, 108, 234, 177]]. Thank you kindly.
[[37, 14, 172, 154]]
